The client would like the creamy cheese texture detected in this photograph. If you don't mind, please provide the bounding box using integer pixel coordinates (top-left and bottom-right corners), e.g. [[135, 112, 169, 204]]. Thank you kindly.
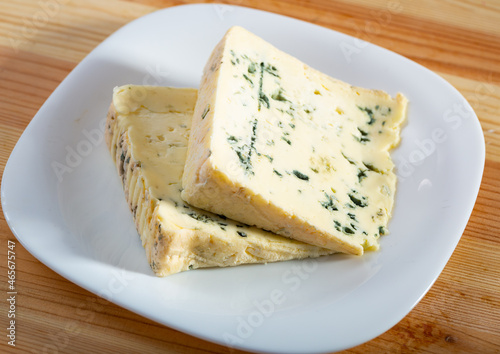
[[181, 26, 408, 255], [105, 85, 333, 276]]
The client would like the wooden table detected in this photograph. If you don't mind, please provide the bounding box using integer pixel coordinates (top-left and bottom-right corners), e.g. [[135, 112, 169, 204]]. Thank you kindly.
[[1, 0, 499, 353]]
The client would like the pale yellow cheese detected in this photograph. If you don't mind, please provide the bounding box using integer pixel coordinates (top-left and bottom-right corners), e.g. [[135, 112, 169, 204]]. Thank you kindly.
[[181, 27, 407, 255], [105, 85, 333, 276]]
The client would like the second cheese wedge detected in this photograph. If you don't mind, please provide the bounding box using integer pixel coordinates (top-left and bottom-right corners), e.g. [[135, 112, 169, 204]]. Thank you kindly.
[[106, 85, 333, 276], [181, 27, 408, 255]]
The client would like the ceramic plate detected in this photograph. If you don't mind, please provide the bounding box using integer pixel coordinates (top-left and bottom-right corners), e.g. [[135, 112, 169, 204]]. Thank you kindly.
[[1, 4, 485, 353]]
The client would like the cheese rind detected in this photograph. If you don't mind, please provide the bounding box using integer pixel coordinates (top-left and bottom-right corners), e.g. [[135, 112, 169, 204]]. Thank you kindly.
[[105, 85, 333, 276], [181, 27, 407, 254]]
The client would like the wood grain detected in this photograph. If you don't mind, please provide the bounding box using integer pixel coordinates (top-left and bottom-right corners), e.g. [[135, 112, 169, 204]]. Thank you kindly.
[[1, 0, 499, 353]]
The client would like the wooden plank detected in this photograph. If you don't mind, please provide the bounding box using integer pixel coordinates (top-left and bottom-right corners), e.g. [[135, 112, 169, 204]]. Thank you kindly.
[[0, 0, 154, 62]]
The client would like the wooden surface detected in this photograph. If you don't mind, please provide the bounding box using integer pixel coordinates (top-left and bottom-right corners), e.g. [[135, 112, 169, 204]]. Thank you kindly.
[[1, 0, 499, 353]]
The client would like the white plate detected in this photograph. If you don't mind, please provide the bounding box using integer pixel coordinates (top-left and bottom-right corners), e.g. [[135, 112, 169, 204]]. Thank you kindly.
[[1, 4, 485, 353]]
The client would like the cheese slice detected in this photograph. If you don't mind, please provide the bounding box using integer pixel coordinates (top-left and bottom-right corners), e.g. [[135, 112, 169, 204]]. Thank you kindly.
[[105, 85, 333, 276], [181, 26, 408, 255]]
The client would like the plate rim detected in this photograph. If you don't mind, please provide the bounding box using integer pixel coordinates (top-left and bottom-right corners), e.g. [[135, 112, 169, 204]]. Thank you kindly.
[[1, 4, 486, 353]]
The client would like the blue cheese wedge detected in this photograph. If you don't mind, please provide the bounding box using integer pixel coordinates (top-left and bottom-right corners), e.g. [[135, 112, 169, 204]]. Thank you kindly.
[[105, 85, 333, 276], [181, 26, 408, 255]]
